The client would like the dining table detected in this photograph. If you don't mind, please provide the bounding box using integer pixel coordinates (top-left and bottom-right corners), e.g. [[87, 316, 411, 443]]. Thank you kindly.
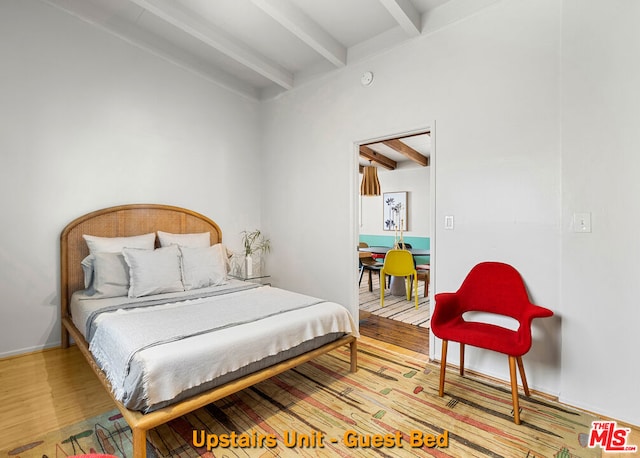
[[358, 246, 430, 296], [360, 246, 430, 257]]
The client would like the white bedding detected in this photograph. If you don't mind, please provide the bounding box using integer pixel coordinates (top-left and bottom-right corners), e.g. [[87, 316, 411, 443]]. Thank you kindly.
[[70, 281, 357, 411], [70, 280, 253, 337]]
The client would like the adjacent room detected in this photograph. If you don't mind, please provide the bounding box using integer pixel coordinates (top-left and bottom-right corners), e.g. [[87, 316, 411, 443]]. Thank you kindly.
[[1, 0, 639, 456], [357, 132, 431, 353]]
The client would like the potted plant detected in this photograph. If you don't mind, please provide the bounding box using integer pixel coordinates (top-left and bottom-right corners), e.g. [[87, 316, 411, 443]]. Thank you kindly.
[[240, 229, 271, 277]]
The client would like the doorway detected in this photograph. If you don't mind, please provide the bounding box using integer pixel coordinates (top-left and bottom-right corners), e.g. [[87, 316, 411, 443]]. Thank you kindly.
[[355, 128, 434, 355]]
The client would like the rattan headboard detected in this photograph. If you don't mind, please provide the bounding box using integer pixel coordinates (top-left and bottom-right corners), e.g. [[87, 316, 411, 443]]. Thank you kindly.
[[60, 204, 222, 320]]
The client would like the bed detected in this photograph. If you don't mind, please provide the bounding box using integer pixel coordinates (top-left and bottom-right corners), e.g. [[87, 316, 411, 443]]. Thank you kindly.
[[60, 204, 358, 458]]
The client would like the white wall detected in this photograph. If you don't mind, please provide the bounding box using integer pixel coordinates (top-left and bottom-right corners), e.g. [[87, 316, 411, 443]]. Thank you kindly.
[[262, 0, 562, 395], [0, 0, 262, 357], [3, 0, 638, 427], [360, 166, 430, 237], [262, 0, 640, 427], [560, 1, 640, 425]]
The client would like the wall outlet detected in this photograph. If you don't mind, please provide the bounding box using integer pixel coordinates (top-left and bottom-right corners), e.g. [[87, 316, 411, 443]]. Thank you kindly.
[[444, 215, 454, 230], [572, 212, 591, 233]]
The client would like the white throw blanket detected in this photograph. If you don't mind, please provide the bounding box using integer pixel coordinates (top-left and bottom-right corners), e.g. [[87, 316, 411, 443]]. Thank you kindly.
[[88, 286, 356, 406]]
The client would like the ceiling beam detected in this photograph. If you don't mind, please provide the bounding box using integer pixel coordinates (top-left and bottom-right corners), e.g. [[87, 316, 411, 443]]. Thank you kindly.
[[129, 0, 294, 89], [393, 130, 430, 138], [378, 0, 422, 37], [251, 0, 346, 67], [359, 146, 397, 170], [383, 139, 429, 166]]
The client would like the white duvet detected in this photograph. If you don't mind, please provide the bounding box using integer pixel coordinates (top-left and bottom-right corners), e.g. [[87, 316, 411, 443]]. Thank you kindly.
[[74, 283, 357, 411]]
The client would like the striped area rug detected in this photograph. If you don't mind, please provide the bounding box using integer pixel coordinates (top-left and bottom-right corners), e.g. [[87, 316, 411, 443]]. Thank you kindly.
[[359, 273, 430, 327], [3, 341, 603, 457]]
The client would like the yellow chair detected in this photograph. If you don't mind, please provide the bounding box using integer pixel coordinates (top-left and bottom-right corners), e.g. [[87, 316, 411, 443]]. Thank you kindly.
[[380, 249, 418, 309]]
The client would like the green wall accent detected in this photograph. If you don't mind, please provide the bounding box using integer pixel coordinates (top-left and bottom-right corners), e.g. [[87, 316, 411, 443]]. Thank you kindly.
[[359, 234, 430, 265]]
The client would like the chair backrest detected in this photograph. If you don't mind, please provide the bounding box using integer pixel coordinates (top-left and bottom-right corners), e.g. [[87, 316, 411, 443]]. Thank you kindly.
[[382, 249, 416, 276], [456, 262, 532, 319], [358, 242, 375, 267]]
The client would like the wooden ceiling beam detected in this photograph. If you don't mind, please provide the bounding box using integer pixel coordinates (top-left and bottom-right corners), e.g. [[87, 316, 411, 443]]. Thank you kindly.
[[383, 139, 429, 166], [399, 130, 430, 138], [362, 131, 430, 146], [359, 146, 397, 170]]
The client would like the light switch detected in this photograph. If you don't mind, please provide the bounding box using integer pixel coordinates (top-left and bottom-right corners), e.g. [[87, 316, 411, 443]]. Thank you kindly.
[[444, 215, 454, 230], [572, 212, 592, 233]]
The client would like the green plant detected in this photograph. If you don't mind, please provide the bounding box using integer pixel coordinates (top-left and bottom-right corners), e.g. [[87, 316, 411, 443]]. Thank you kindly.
[[241, 229, 271, 256]]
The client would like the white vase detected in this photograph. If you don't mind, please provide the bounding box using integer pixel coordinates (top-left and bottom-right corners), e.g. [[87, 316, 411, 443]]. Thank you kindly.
[[245, 255, 253, 277]]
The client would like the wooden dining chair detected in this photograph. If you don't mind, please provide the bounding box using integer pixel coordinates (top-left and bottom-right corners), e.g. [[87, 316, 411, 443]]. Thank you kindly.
[[415, 264, 430, 298], [402, 243, 428, 299], [358, 242, 383, 292]]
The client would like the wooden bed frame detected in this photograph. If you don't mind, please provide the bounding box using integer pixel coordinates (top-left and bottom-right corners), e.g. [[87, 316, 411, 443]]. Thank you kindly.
[[60, 204, 358, 458]]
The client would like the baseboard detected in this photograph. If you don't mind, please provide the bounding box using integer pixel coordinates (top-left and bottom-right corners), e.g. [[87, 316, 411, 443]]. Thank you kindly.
[[0, 341, 60, 361]]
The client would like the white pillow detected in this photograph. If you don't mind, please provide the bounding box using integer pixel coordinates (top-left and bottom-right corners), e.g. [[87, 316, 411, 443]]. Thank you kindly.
[[92, 252, 130, 298], [179, 244, 228, 290], [81, 255, 95, 289], [157, 231, 210, 248], [122, 246, 184, 298], [83, 233, 155, 254]]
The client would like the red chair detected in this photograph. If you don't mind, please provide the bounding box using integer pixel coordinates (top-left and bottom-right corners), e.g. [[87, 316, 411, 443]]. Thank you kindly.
[[431, 262, 553, 424]]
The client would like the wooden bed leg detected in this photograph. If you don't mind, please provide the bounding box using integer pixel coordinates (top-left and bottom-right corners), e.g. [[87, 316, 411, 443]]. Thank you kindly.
[[349, 338, 358, 372], [133, 427, 147, 458], [61, 324, 70, 349]]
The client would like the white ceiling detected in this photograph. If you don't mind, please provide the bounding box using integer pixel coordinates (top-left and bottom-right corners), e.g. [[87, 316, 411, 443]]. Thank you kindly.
[[44, 0, 497, 101]]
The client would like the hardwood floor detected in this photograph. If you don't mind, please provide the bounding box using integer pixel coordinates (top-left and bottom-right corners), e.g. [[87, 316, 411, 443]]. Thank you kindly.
[[0, 346, 114, 450], [0, 338, 422, 452], [2, 341, 639, 455], [358, 310, 428, 355], [358, 270, 429, 356], [0, 275, 430, 451]]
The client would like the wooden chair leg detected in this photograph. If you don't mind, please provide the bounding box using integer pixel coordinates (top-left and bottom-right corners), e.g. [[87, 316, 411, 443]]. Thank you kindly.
[[380, 272, 385, 307], [359, 266, 364, 286], [516, 356, 530, 396], [459, 343, 465, 376], [368, 269, 373, 292], [413, 273, 418, 308], [508, 356, 522, 424], [424, 271, 430, 298], [438, 340, 448, 397]]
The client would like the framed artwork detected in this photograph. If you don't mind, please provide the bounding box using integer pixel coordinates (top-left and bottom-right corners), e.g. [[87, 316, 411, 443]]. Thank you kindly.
[[383, 192, 407, 231]]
